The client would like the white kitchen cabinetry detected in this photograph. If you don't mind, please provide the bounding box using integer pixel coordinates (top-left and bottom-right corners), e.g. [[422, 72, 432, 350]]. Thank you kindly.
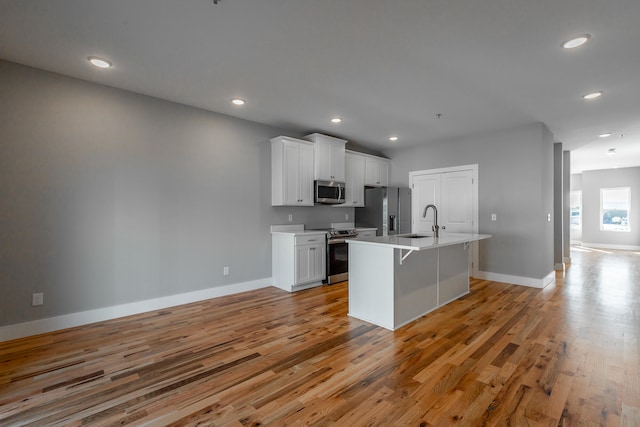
[[271, 136, 314, 206], [342, 151, 366, 207], [272, 231, 326, 292], [295, 235, 326, 285], [305, 133, 346, 182], [365, 156, 389, 187]]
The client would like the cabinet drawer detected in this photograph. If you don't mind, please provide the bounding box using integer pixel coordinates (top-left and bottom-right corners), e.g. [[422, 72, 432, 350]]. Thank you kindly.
[[295, 234, 326, 246]]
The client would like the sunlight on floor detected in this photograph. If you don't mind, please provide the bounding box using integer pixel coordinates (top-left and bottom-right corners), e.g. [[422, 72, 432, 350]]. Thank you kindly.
[[572, 245, 614, 254]]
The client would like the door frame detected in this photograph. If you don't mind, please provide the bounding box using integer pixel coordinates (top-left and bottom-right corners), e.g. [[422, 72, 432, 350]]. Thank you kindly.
[[409, 164, 479, 277]]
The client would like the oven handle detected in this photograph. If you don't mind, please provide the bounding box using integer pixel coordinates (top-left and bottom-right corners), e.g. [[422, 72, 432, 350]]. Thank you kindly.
[[328, 239, 350, 244]]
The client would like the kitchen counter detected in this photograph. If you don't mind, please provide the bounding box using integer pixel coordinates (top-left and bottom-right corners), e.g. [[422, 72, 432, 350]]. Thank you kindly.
[[347, 232, 491, 250], [347, 232, 491, 330], [270, 224, 328, 236]]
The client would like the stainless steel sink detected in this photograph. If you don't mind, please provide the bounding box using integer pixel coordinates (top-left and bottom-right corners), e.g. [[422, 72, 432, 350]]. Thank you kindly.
[[398, 234, 432, 238]]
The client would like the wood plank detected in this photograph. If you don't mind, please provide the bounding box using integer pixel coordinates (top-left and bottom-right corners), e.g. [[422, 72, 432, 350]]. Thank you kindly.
[[0, 246, 639, 425]]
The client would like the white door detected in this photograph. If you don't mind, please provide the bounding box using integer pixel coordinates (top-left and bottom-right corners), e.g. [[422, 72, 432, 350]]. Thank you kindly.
[[411, 168, 474, 234], [412, 173, 441, 234], [440, 170, 474, 233]]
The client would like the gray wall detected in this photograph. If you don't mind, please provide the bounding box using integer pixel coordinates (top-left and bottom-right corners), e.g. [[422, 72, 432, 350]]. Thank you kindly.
[[0, 60, 353, 326], [580, 167, 640, 247], [384, 122, 555, 280], [553, 143, 563, 267]]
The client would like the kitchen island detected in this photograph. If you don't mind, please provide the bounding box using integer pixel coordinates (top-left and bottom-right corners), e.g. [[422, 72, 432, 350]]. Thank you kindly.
[[346, 233, 491, 330]]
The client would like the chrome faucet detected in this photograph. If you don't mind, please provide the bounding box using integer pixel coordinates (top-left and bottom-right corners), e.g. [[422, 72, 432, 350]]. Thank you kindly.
[[422, 204, 439, 238]]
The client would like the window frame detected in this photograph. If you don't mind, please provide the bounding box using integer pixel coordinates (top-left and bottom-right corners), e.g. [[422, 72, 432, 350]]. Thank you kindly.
[[599, 187, 631, 232]]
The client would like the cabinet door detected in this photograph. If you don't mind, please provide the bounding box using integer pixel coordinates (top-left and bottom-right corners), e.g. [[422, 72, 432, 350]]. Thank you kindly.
[[309, 243, 326, 281], [376, 159, 389, 186], [314, 138, 346, 181], [295, 245, 312, 284], [283, 142, 302, 205], [295, 244, 325, 284], [330, 142, 346, 181], [365, 157, 389, 186], [315, 141, 333, 181], [345, 153, 365, 207], [298, 143, 315, 205]]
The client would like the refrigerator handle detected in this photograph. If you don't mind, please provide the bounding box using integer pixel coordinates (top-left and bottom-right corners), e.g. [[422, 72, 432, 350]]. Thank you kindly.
[[389, 215, 397, 231]]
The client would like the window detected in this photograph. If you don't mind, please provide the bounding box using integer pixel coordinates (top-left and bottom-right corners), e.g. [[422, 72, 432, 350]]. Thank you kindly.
[[570, 191, 581, 228], [600, 187, 630, 232]]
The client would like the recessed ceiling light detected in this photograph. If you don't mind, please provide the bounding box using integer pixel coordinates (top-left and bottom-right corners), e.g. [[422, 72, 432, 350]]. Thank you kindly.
[[231, 98, 245, 106], [389, 136, 399, 142], [606, 148, 617, 155], [562, 34, 591, 49], [331, 117, 342, 124], [583, 91, 603, 100], [598, 133, 612, 138], [87, 56, 112, 69]]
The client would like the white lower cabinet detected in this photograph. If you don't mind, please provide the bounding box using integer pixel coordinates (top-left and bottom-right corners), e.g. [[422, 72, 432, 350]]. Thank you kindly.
[[272, 232, 326, 292], [295, 242, 326, 285]]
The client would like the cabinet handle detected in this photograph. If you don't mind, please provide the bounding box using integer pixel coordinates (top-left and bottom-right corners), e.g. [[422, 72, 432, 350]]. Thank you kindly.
[[308, 239, 317, 242]]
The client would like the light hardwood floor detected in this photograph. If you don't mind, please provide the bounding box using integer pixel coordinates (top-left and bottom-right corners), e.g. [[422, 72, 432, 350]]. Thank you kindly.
[[1, 247, 639, 426]]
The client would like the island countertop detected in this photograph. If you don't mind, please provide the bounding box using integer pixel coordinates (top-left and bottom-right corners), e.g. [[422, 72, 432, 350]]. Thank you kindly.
[[346, 232, 491, 251]]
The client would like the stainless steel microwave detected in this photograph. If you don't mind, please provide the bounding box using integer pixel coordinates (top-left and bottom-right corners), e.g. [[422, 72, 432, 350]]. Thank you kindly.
[[315, 180, 346, 204]]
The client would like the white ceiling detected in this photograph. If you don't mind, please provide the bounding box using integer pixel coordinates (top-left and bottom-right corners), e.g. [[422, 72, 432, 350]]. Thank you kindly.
[[1, 0, 639, 173]]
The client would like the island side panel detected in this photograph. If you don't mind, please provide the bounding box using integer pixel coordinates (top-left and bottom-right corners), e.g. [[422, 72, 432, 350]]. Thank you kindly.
[[438, 243, 470, 305], [348, 242, 395, 330], [393, 248, 439, 329]]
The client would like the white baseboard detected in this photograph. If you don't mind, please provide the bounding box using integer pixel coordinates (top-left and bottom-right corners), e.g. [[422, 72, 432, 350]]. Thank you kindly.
[[475, 270, 555, 289], [0, 278, 273, 342], [580, 242, 640, 251]]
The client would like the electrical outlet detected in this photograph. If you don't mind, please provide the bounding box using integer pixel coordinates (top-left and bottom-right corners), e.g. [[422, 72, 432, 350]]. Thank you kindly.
[[288, 214, 293, 222], [223, 266, 229, 276], [32, 293, 44, 306], [547, 213, 551, 222], [491, 213, 497, 221]]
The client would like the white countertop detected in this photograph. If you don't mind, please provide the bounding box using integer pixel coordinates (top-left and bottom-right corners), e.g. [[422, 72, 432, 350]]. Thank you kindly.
[[346, 232, 491, 250], [270, 224, 377, 236], [270, 224, 327, 236]]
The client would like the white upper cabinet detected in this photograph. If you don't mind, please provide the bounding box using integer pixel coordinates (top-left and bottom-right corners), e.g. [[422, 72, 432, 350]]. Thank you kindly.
[[304, 133, 346, 182], [343, 151, 366, 207], [364, 156, 389, 187], [271, 136, 314, 206]]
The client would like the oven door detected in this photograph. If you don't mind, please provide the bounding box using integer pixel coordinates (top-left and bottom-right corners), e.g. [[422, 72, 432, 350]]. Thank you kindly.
[[326, 239, 349, 284]]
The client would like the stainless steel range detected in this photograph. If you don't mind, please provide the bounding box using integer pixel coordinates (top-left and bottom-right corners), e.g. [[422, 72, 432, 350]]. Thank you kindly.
[[316, 228, 358, 284]]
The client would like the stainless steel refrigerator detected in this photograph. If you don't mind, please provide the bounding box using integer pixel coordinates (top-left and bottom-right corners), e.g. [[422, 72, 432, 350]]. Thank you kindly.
[[355, 187, 411, 236]]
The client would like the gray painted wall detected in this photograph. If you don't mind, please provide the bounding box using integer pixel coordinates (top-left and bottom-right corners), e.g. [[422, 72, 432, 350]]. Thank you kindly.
[[579, 167, 640, 247], [384, 122, 555, 280], [553, 143, 563, 267], [562, 151, 570, 259], [0, 60, 354, 326]]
